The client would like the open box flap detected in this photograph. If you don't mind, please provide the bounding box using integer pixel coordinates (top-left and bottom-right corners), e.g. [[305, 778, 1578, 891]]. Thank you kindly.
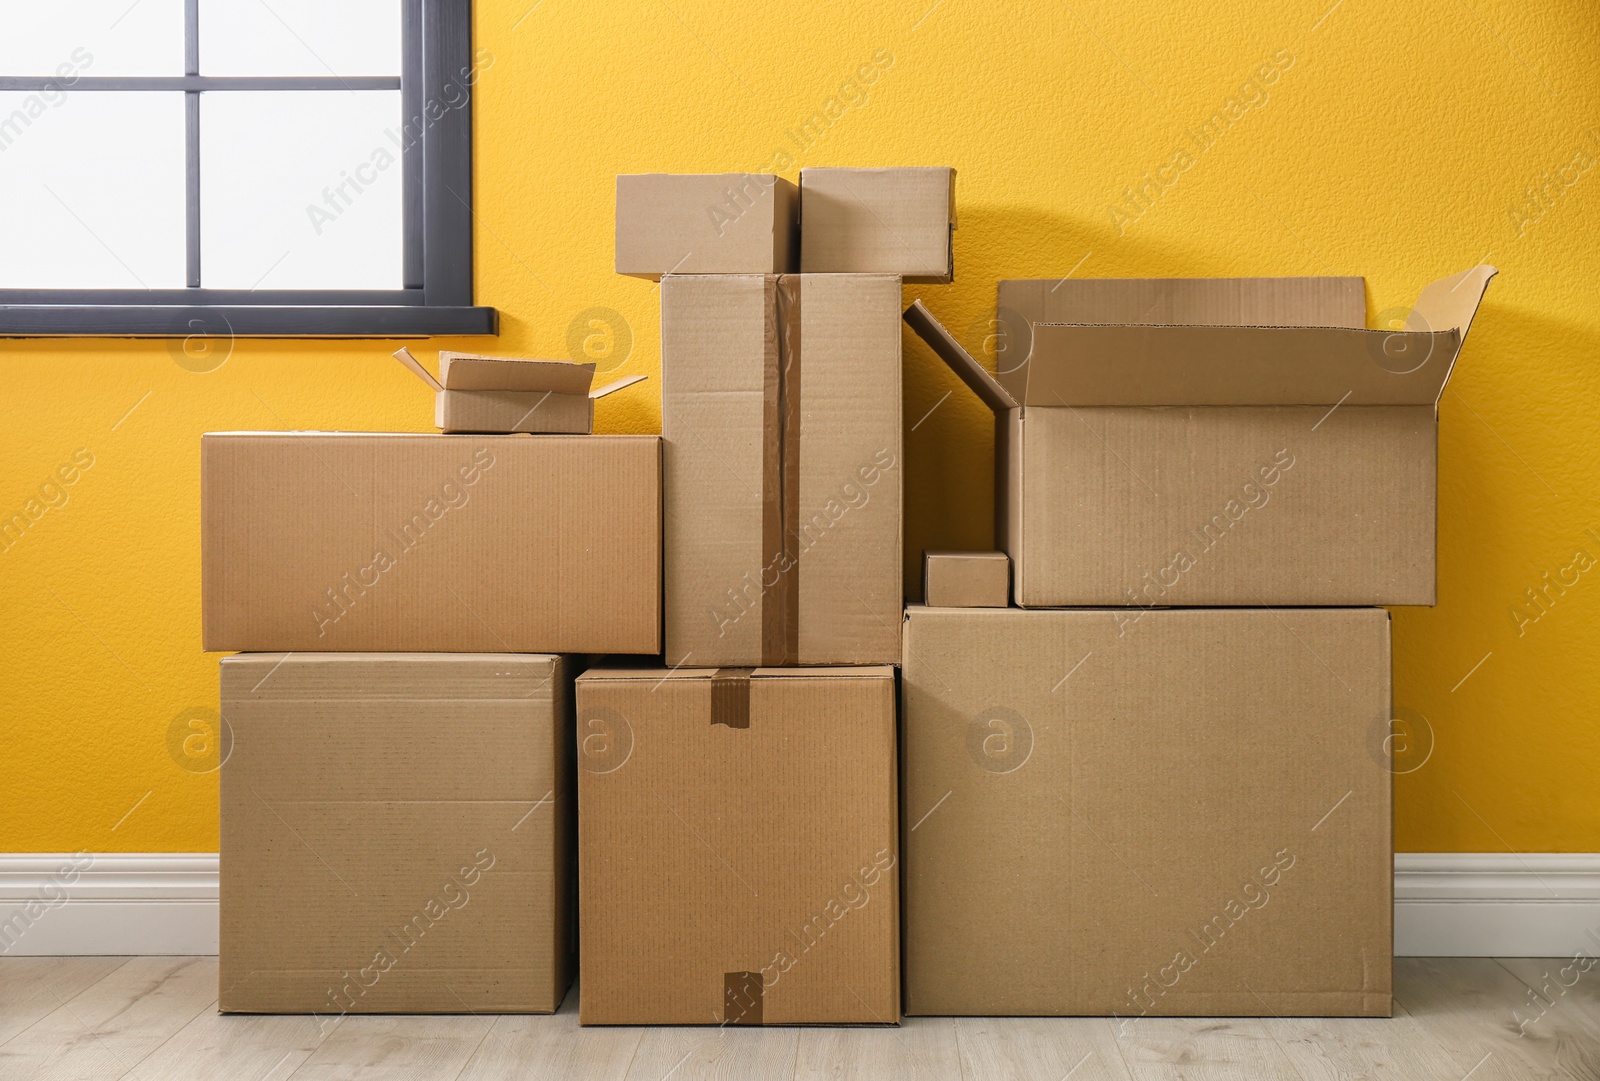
[[391, 347, 443, 393], [438, 351, 597, 394], [590, 373, 649, 400], [903, 300, 1017, 412], [1018, 265, 1495, 408]]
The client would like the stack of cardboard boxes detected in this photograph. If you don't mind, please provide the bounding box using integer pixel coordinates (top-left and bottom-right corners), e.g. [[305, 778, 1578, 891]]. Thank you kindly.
[[902, 264, 1493, 1018], [202, 380, 663, 1014], [202, 162, 1495, 1026], [579, 168, 954, 1025]]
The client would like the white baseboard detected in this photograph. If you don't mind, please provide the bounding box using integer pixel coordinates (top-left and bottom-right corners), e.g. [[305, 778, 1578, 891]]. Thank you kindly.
[[0, 854, 217, 956], [4, 853, 1598, 958], [1394, 853, 1600, 957]]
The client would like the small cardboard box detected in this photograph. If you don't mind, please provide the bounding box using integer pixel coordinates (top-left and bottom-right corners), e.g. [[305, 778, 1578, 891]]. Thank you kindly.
[[923, 551, 1009, 608], [661, 273, 902, 666], [800, 166, 955, 282], [616, 173, 798, 280], [202, 432, 661, 653], [905, 265, 1496, 606], [393, 348, 647, 434], [219, 653, 574, 1014], [902, 605, 1392, 1017], [575, 666, 899, 1026]]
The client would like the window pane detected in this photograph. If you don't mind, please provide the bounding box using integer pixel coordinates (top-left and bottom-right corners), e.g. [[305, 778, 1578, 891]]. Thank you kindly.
[[0, 91, 185, 288], [198, 0, 400, 77], [0, 0, 185, 77], [200, 90, 403, 289]]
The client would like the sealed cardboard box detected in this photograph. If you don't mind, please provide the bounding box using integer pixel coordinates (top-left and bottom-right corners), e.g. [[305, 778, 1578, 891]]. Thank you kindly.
[[923, 551, 1009, 608], [800, 166, 955, 282], [905, 264, 1496, 606], [202, 433, 661, 654], [393, 347, 647, 434], [902, 605, 1392, 1017], [661, 273, 901, 666], [576, 666, 899, 1025], [220, 653, 574, 1014], [616, 173, 798, 280]]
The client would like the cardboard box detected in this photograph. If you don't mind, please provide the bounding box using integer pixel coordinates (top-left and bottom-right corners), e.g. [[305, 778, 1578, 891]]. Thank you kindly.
[[393, 348, 647, 434], [901, 605, 1392, 1017], [800, 167, 955, 282], [576, 666, 899, 1025], [904, 264, 1496, 606], [219, 653, 574, 1014], [923, 551, 1009, 608], [661, 273, 902, 666], [616, 173, 798, 280], [202, 433, 661, 653]]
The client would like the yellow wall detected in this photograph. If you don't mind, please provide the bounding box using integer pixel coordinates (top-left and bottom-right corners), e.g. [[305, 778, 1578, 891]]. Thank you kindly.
[[3, 0, 1597, 854]]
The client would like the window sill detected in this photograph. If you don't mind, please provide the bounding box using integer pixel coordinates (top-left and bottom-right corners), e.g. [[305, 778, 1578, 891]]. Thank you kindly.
[[0, 305, 499, 338]]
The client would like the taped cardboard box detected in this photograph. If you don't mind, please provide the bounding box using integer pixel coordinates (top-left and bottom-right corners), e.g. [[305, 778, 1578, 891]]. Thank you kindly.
[[901, 605, 1392, 1017], [576, 666, 899, 1026], [800, 167, 955, 282], [202, 433, 661, 653], [661, 273, 902, 666], [923, 551, 1009, 608], [219, 653, 574, 1014], [393, 348, 647, 434], [616, 173, 798, 280], [905, 264, 1496, 606]]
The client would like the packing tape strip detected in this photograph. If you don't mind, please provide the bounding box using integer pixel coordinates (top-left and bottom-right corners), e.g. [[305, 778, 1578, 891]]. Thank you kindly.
[[710, 668, 753, 730], [771, 276, 804, 666], [723, 970, 764, 1025]]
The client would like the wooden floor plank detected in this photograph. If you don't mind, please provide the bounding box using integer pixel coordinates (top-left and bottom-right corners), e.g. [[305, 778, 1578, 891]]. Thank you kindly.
[[1112, 1017, 1309, 1081], [1, 956, 1595, 1080], [1396, 956, 1600, 1081], [456, 984, 642, 1081], [124, 982, 334, 1081], [0, 957, 130, 1047], [1260, 1003, 1468, 1080], [283, 1015, 495, 1081], [955, 1016, 1134, 1080], [0, 957, 215, 1081], [794, 1015, 961, 1081], [624, 1024, 799, 1081]]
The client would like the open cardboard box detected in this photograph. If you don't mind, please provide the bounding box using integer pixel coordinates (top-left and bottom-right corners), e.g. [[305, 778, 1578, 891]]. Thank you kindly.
[[394, 348, 646, 434], [904, 265, 1496, 607]]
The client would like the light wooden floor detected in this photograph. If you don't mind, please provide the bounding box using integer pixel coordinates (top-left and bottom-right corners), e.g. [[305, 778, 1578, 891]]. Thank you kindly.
[[1, 957, 1597, 1080]]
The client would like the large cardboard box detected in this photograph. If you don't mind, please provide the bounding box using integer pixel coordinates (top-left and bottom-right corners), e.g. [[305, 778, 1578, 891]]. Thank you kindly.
[[905, 265, 1496, 606], [661, 273, 902, 666], [616, 173, 798, 280], [901, 605, 1392, 1018], [219, 653, 574, 1014], [576, 666, 899, 1025], [202, 433, 661, 654], [800, 167, 955, 282]]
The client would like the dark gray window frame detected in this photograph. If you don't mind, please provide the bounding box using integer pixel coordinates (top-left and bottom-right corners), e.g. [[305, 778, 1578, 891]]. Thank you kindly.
[[0, 0, 496, 338]]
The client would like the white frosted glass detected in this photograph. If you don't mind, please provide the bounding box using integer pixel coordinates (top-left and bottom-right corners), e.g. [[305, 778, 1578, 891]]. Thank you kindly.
[[0, 91, 186, 288], [198, 0, 400, 77], [0, 0, 185, 77], [200, 90, 402, 289]]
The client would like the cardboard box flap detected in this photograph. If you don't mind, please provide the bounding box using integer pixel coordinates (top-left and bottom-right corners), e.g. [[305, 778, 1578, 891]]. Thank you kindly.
[[438, 352, 598, 394], [1022, 323, 1461, 406], [999, 275, 1367, 330], [903, 300, 1018, 412], [1018, 265, 1495, 407], [590, 373, 648, 399]]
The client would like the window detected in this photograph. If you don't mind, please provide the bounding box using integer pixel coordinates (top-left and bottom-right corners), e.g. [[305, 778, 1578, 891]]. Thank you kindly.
[[0, 0, 495, 337]]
